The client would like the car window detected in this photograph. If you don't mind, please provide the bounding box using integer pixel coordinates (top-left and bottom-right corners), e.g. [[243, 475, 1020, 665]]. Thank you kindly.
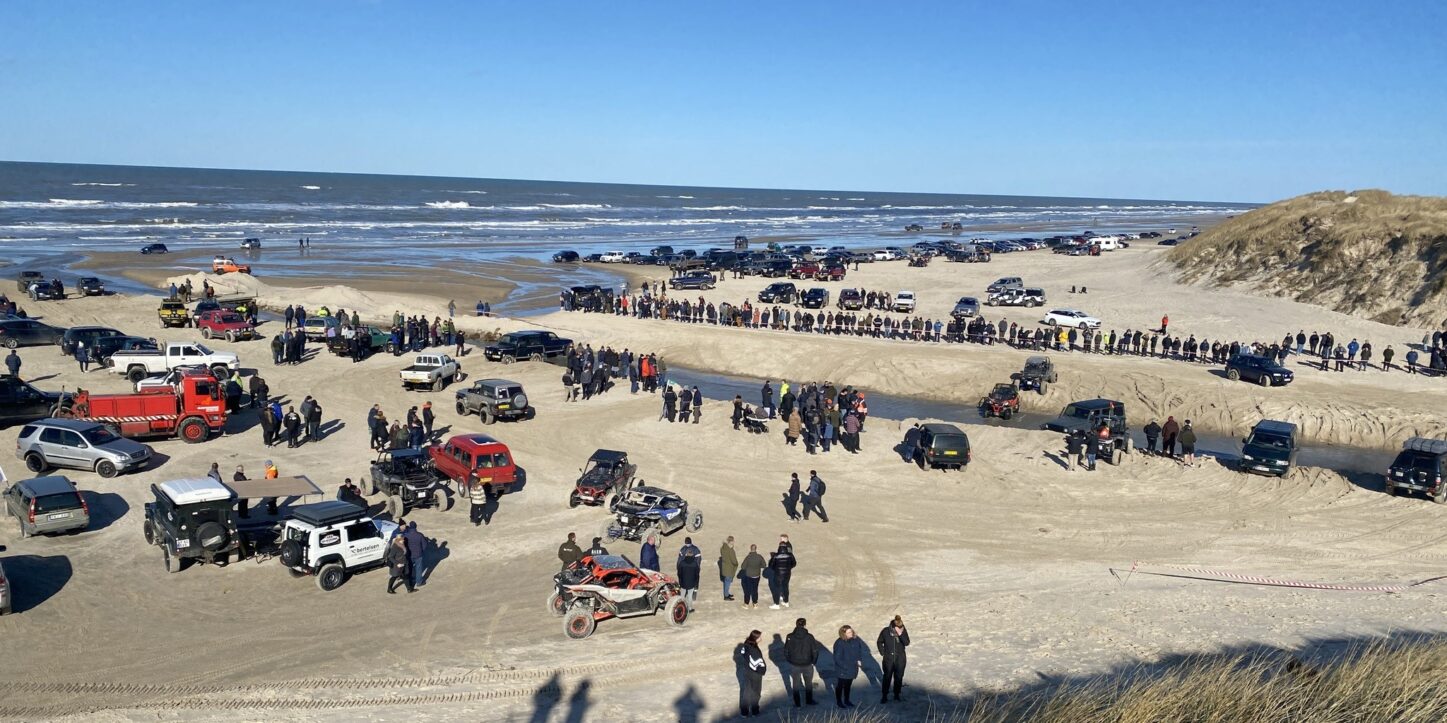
[[18, 424, 37, 439], [492, 453, 510, 467], [39, 427, 68, 444], [181, 345, 199, 356], [1248, 432, 1291, 450], [82, 426, 118, 445], [35, 491, 82, 513], [60, 430, 86, 447], [345, 521, 380, 541]]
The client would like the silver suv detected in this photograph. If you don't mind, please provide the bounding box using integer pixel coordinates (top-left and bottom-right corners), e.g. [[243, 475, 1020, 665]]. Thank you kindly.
[[5, 475, 90, 537], [17, 418, 152, 478]]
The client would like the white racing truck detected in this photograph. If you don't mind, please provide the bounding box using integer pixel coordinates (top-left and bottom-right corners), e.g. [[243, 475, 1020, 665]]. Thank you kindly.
[[109, 341, 241, 383], [399, 353, 461, 392]]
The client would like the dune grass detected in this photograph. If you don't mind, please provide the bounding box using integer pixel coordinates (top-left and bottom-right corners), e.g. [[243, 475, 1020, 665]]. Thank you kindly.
[[800, 637, 1447, 723], [1167, 190, 1447, 328]]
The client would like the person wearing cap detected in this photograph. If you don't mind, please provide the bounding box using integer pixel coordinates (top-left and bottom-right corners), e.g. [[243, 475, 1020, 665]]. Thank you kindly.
[[264, 460, 279, 479], [676, 536, 702, 611], [586, 536, 609, 557], [877, 615, 911, 703]]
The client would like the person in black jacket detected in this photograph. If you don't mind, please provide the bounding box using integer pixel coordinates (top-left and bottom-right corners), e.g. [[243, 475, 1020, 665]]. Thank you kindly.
[[1084, 429, 1100, 471], [734, 629, 767, 717], [586, 536, 609, 557], [1143, 419, 1162, 455], [877, 615, 910, 703], [385, 536, 412, 593], [784, 618, 819, 707], [768, 537, 797, 609], [676, 537, 702, 611], [1065, 431, 1084, 471]]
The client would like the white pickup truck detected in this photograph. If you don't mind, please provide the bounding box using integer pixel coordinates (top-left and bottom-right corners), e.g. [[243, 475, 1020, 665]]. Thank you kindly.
[[399, 353, 461, 391], [109, 342, 241, 383]]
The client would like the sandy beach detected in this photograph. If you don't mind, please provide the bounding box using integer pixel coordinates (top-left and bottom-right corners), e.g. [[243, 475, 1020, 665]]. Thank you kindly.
[[0, 241, 1443, 721]]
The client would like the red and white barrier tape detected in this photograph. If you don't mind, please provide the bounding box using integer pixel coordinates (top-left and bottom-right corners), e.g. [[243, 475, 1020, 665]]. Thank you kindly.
[[1110, 562, 1447, 593]]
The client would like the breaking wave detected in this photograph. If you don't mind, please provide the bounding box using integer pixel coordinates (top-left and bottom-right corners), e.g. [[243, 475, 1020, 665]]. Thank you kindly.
[[424, 201, 471, 209]]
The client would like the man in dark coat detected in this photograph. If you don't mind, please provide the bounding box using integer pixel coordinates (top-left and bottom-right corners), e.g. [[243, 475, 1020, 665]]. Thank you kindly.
[[877, 616, 911, 703], [784, 618, 820, 707], [1143, 419, 1162, 455], [677, 536, 702, 611], [283, 407, 302, 448], [305, 398, 323, 441], [248, 374, 268, 410], [761, 381, 774, 418], [768, 538, 796, 609], [586, 536, 609, 557], [557, 532, 583, 569], [1161, 416, 1180, 459], [258, 403, 276, 446]]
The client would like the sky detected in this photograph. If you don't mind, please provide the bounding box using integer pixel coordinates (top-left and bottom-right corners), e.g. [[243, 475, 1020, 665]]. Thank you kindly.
[[1, 1, 1444, 202]]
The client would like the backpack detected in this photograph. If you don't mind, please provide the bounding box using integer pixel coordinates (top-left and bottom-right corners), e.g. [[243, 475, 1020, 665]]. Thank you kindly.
[[815, 477, 826, 497]]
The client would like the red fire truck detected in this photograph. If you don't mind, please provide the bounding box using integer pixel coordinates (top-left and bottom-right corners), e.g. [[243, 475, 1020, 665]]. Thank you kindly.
[[55, 372, 228, 443]]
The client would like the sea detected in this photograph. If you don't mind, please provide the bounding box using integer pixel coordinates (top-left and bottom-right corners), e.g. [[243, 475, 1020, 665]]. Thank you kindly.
[[0, 161, 1251, 262]]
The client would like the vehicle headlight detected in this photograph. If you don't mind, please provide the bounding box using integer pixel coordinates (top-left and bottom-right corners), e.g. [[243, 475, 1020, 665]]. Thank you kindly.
[[1242, 454, 1255, 461]]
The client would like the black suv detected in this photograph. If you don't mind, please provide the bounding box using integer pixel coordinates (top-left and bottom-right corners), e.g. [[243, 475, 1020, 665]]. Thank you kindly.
[[0, 375, 61, 426], [1225, 354, 1294, 386], [668, 272, 715, 290], [1386, 437, 1447, 502], [757, 282, 797, 304], [60, 326, 125, 355], [838, 288, 863, 310], [910, 423, 971, 471], [800, 288, 829, 309], [1240, 420, 1298, 476], [552, 250, 580, 263], [143, 478, 241, 572], [483, 330, 573, 362], [368, 447, 452, 516], [1042, 399, 1132, 464]]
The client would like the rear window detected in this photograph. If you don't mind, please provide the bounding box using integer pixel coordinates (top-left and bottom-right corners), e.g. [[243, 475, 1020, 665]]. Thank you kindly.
[[1394, 451, 1441, 474], [930, 434, 970, 452], [34, 491, 83, 513], [19, 424, 38, 440]]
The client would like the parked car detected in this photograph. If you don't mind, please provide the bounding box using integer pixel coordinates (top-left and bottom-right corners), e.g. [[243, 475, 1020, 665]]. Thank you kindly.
[[0, 319, 65, 349], [552, 250, 580, 263], [399, 353, 461, 392], [4, 475, 89, 537], [800, 287, 830, 309], [951, 296, 980, 318], [1225, 354, 1294, 387], [140, 243, 169, 255], [367, 447, 452, 517], [838, 288, 864, 310], [669, 272, 716, 290], [483, 330, 572, 363], [1041, 309, 1102, 329], [893, 291, 917, 313], [428, 433, 519, 503], [76, 277, 106, 296], [454, 378, 530, 424], [598, 251, 626, 263], [16, 418, 153, 478], [89, 335, 158, 365], [14, 272, 45, 293], [60, 326, 124, 356], [277, 501, 397, 591], [143, 477, 240, 572], [0, 376, 62, 427], [1385, 437, 1447, 502], [107, 341, 240, 383], [1239, 420, 1299, 477], [299, 316, 340, 342], [195, 310, 257, 342], [157, 298, 193, 328], [757, 282, 798, 304]]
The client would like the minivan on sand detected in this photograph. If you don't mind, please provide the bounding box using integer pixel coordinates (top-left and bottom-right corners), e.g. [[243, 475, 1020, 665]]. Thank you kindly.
[[5, 475, 89, 537]]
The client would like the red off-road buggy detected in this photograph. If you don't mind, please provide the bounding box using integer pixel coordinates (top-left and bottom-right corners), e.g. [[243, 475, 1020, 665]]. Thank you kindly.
[[549, 554, 689, 639], [979, 383, 1021, 420]]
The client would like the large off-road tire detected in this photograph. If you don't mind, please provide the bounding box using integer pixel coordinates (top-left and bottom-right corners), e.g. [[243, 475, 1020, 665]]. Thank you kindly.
[[196, 521, 229, 551], [24, 452, 47, 474], [431, 488, 450, 512], [210, 364, 230, 380], [432, 377, 443, 392], [1124, 437, 1134, 454], [664, 595, 689, 627], [384, 493, 403, 519], [143, 520, 156, 546], [1111, 447, 1124, 466], [1434, 486, 1447, 505], [279, 539, 303, 568], [95, 459, 118, 478], [548, 591, 567, 617], [126, 366, 147, 383], [1000, 407, 1013, 420], [1259, 375, 1272, 387], [316, 563, 346, 591], [164, 545, 187, 574], [225, 330, 237, 343], [483, 411, 495, 425], [1226, 368, 1241, 381], [178, 417, 209, 444], [1039, 381, 1049, 396], [456, 400, 467, 416], [686, 509, 704, 533], [564, 608, 597, 640], [201, 327, 212, 340], [530, 353, 545, 363], [569, 493, 581, 509]]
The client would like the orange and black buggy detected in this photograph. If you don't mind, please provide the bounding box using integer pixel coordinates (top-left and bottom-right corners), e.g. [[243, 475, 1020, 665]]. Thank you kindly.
[[550, 554, 688, 639], [979, 383, 1020, 419]]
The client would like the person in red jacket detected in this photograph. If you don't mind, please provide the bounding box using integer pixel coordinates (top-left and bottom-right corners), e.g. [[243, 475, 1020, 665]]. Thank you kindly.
[[1161, 314, 1169, 334]]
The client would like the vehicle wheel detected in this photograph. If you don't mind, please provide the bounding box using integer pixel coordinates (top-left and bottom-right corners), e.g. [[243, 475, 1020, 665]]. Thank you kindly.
[[1079, 323, 1089, 330], [210, 365, 229, 379], [1226, 369, 1241, 381], [548, 590, 567, 617], [455, 401, 467, 415], [1039, 381, 1049, 396], [431, 488, 449, 512], [607, 495, 620, 511], [225, 331, 236, 343], [178, 418, 209, 443], [1435, 486, 1447, 505], [569, 494, 581, 509], [1259, 375, 1272, 387], [1124, 437, 1134, 454], [1047, 319, 1058, 327], [664, 595, 689, 627], [1000, 407, 1013, 420], [201, 327, 212, 340], [3, 338, 17, 349], [279, 539, 303, 567], [386, 342, 396, 354], [164, 546, 187, 574], [601, 524, 620, 544], [686, 509, 704, 532], [500, 356, 514, 365], [1049, 373, 1058, 384], [127, 366, 147, 383], [564, 608, 597, 640], [24, 452, 47, 474], [143, 520, 156, 546], [1111, 447, 1124, 466], [384, 493, 403, 519], [530, 353, 545, 363], [483, 411, 495, 425], [96, 459, 118, 478], [316, 563, 346, 591]]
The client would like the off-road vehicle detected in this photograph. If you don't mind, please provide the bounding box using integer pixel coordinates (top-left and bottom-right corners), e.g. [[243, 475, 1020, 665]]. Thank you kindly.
[[1239, 420, 1298, 477], [278, 501, 398, 591], [986, 287, 1046, 307], [328, 325, 392, 357], [143, 477, 242, 572], [908, 423, 971, 471], [76, 277, 106, 296], [570, 449, 638, 508], [368, 447, 453, 516], [15, 271, 44, 293], [483, 330, 573, 363], [1225, 354, 1294, 387], [1011, 355, 1057, 394], [978, 383, 1020, 419], [757, 282, 797, 304], [800, 287, 830, 309], [455, 378, 530, 424], [837, 288, 864, 310], [1385, 437, 1447, 502], [668, 272, 715, 290], [602, 485, 702, 543], [551, 554, 688, 639], [157, 298, 193, 328], [1042, 398, 1132, 465]]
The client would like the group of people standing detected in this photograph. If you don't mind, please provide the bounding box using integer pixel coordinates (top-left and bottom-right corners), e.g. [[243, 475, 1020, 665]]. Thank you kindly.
[[257, 394, 324, 448], [734, 614, 910, 716], [734, 380, 868, 455], [365, 402, 435, 451]]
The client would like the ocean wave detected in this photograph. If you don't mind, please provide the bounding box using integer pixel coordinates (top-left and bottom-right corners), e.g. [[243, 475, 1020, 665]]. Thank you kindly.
[[655, 195, 695, 199], [71, 182, 135, 187], [440, 190, 489, 194], [425, 201, 472, 209], [300, 185, 321, 190], [0, 199, 199, 210]]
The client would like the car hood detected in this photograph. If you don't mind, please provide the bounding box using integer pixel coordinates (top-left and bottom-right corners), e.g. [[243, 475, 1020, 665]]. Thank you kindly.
[[100, 437, 151, 457]]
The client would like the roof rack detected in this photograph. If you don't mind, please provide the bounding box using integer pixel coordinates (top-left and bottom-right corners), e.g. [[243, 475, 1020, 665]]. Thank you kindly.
[[1404, 438, 1447, 455]]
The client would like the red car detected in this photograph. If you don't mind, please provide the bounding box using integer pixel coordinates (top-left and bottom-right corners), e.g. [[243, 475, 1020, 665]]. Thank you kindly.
[[427, 433, 518, 504], [550, 554, 688, 639], [815, 264, 846, 281], [787, 263, 820, 280], [195, 310, 256, 342]]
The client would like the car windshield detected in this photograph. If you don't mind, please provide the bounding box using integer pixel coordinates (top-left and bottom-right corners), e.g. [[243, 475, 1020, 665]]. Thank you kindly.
[[217, 313, 243, 323], [194, 343, 214, 354], [625, 491, 662, 506], [82, 426, 120, 445], [1247, 432, 1291, 450]]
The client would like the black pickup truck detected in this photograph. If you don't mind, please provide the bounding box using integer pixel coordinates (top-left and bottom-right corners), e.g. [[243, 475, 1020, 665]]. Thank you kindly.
[[482, 330, 573, 363]]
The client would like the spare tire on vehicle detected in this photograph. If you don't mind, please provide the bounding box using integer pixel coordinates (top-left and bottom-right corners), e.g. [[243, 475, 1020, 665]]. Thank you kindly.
[[279, 539, 303, 568], [196, 521, 229, 551]]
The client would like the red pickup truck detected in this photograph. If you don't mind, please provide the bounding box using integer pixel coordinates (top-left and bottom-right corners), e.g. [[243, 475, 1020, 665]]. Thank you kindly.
[[195, 310, 257, 342], [428, 434, 519, 502]]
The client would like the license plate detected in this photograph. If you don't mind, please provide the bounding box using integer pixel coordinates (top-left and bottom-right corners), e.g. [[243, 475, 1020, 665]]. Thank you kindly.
[[498, 404, 510, 410], [1252, 465, 1272, 472], [943, 450, 958, 456], [176, 539, 191, 549], [620, 516, 630, 523], [47, 512, 71, 520]]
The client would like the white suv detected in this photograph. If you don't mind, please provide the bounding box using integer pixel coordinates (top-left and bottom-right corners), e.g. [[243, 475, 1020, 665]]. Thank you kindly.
[[278, 501, 397, 591], [599, 251, 625, 263], [893, 291, 917, 313], [1041, 308, 1101, 329]]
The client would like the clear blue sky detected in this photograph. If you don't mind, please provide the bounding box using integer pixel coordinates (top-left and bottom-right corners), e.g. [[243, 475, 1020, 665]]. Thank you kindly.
[[2, 1, 1443, 202]]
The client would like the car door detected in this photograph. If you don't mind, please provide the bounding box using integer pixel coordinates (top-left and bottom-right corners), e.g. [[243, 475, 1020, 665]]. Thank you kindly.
[[343, 520, 384, 564], [9, 379, 52, 422], [39, 427, 84, 468]]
